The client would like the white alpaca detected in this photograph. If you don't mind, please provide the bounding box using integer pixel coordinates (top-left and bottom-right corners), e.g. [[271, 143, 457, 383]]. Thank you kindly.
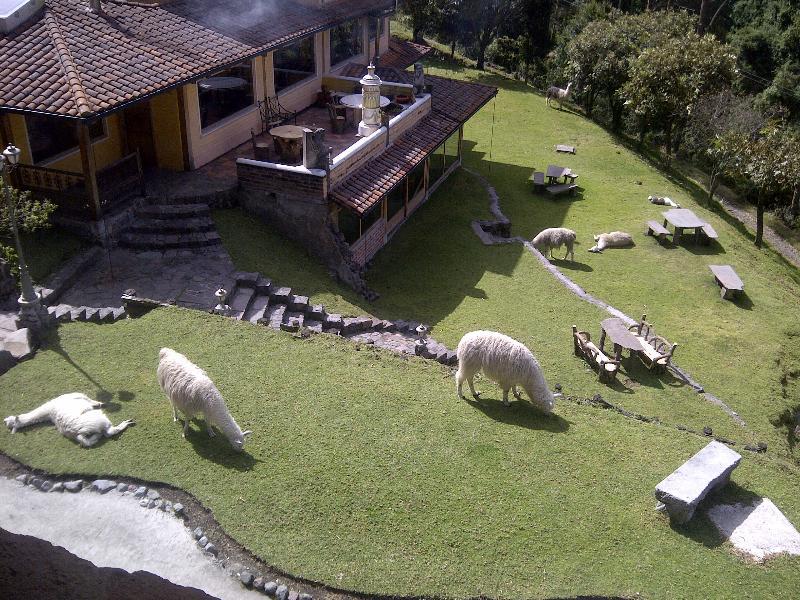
[[3, 392, 134, 448], [546, 82, 572, 109], [157, 348, 251, 452], [531, 227, 577, 261], [588, 231, 635, 253], [456, 331, 559, 413], [648, 195, 681, 208]]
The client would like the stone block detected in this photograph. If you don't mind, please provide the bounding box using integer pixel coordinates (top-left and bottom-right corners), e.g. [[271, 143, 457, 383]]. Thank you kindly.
[[0, 313, 20, 332], [2, 328, 34, 361], [269, 286, 292, 305], [83, 307, 101, 323], [234, 272, 260, 288], [324, 313, 342, 328], [90, 479, 117, 494], [53, 304, 73, 322], [341, 317, 361, 335], [256, 276, 272, 295], [111, 307, 127, 321], [280, 312, 304, 332], [305, 320, 323, 334], [289, 295, 309, 312], [0, 349, 16, 376], [655, 440, 742, 524], [306, 304, 325, 320], [98, 307, 115, 323]]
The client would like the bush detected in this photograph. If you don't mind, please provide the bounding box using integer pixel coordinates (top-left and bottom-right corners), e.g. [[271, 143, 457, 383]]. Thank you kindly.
[[486, 36, 523, 73]]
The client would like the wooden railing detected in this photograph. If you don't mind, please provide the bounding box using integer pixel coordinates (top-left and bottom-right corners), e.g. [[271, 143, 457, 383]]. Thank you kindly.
[[15, 151, 144, 218]]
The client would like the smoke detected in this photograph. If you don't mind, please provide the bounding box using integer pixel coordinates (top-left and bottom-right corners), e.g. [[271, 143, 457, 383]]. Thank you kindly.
[[199, 0, 283, 34]]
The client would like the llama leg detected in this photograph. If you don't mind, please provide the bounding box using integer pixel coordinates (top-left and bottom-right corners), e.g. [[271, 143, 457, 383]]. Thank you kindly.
[[502, 388, 511, 407], [76, 433, 102, 448], [467, 374, 480, 399], [105, 419, 135, 438], [205, 421, 216, 437], [172, 404, 178, 423], [513, 386, 523, 401], [456, 369, 465, 399], [182, 417, 189, 439]]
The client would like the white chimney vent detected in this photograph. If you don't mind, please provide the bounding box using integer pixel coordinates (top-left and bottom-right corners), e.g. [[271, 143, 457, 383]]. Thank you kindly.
[[0, 0, 44, 34], [87, 0, 101, 13]]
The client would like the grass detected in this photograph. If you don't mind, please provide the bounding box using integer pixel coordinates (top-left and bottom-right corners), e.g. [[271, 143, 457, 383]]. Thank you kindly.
[[0, 308, 798, 600], [2, 227, 84, 284]]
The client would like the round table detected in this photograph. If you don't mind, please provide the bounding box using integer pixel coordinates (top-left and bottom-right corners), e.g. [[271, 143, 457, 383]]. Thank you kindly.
[[338, 94, 391, 109], [269, 125, 305, 163]]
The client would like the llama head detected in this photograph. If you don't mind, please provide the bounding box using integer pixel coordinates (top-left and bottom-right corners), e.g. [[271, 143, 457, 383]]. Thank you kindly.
[[3, 415, 19, 433], [230, 429, 253, 452]]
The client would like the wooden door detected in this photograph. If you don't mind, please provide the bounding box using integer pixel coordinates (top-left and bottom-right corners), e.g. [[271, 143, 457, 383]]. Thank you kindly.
[[122, 102, 158, 169]]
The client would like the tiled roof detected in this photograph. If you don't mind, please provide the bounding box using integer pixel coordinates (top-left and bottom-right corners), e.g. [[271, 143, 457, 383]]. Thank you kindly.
[[338, 63, 497, 125], [330, 66, 497, 215], [330, 113, 460, 215], [379, 37, 432, 70], [0, 0, 393, 117]]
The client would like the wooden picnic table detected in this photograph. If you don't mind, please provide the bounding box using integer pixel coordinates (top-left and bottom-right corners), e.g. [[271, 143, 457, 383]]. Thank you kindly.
[[599, 317, 641, 362], [546, 164, 577, 185], [662, 208, 707, 244]]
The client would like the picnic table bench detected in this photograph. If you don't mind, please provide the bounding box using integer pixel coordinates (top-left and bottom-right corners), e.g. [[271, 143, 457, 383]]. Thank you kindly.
[[572, 325, 620, 383], [528, 171, 545, 192], [646, 220, 671, 240], [655, 440, 742, 524], [709, 265, 744, 299], [547, 183, 577, 196], [627, 314, 677, 372], [700, 223, 718, 244]]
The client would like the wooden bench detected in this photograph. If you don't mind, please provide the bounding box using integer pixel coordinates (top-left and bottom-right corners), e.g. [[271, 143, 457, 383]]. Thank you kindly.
[[528, 171, 545, 192], [709, 265, 744, 300], [699, 223, 718, 244], [655, 440, 742, 524], [547, 183, 577, 196], [645, 220, 671, 240], [572, 325, 620, 383], [627, 315, 677, 372]]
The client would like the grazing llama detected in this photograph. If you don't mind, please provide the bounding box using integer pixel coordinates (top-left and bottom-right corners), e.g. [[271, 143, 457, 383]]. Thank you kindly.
[[546, 82, 572, 109]]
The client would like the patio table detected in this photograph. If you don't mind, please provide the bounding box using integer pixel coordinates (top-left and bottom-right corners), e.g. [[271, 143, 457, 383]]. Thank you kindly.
[[269, 124, 304, 163], [662, 208, 707, 244], [546, 164, 571, 184], [338, 94, 391, 109], [599, 317, 641, 362]]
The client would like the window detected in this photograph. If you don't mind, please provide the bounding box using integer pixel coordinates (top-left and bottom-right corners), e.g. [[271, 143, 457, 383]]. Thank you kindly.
[[368, 17, 384, 41], [386, 182, 405, 221], [198, 61, 254, 130], [444, 129, 460, 170], [330, 19, 363, 66], [407, 163, 425, 199], [361, 204, 381, 232], [274, 37, 316, 93], [428, 143, 445, 185], [338, 209, 360, 244], [26, 115, 104, 164]]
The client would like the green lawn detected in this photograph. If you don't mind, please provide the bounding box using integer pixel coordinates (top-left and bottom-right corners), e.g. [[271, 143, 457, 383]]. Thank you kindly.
[[2, 43, 800, 600], [2, 227, 83, 284], [0, 308, 797, 600]]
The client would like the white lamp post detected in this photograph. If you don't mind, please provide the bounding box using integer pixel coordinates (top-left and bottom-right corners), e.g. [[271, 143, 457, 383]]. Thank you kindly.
[[358, 63, 383, 137], [0, 144, 50, 330]]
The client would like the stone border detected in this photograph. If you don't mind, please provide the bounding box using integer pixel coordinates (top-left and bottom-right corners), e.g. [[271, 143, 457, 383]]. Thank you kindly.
[[462, 167, 749, 430]]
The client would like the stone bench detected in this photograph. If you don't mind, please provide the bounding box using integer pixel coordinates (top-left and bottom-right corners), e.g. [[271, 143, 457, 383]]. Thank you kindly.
[[709, 264, 743, 300], [655, 440, 742, 524], [528, 171, 545, 192], [700, 223, 718, 244], [546, 183, 577, 196], [645, 220, 671, 240]]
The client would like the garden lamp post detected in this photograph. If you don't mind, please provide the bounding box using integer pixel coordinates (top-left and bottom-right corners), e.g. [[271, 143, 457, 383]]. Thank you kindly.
[[0, 144, 50, 330]]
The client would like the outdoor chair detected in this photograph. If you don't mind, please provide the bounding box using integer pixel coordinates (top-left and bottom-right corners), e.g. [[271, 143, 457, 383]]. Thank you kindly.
[[258, 95, 297, 132], [327, 103, 347, 134], [572, 325, 620, 384]]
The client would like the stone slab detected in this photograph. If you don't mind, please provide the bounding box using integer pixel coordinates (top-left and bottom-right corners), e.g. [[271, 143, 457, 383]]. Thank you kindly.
[[707, 498, 800, 562], [655, 440, 742, 524], [2, 328, 34, 361]]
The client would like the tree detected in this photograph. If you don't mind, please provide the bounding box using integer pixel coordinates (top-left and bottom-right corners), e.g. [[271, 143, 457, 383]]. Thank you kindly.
[[460, 0, 521, 70], [400, 0, 440, 43], [622, 34, 737, 155]]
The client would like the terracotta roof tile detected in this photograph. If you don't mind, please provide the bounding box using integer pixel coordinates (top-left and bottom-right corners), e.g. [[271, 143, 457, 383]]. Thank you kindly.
[[0, 0, 393, 117], [379, 37, 432, 70]]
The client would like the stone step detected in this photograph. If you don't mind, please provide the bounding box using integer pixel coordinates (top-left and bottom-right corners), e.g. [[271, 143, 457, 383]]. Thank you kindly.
[[147, 195, 218, 206], [268, 286, 292, 305], [233, 272, 260, 288], [255, 276, 272, 295], [259, 304, 285, 330], [244, 294, 270, 324], [127, 216, 216, 235], [280, 311, 304, 332], [228, 286, 256, 320], [136, 204, 211, 220], [119, 231, 222, 250]]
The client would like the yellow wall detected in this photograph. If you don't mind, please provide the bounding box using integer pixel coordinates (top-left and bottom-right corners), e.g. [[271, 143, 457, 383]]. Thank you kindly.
[[8, 112, 124, 173], [150, 89, 186, 171]]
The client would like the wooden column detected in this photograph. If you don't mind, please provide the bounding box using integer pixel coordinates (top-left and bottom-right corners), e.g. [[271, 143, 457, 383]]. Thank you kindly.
[[177, 86, 192, 170], [0, 113, 11, 148], [78, 121, 102, 220]]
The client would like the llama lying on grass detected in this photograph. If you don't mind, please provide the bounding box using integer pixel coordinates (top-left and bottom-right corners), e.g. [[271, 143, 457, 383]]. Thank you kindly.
[[648, 195, 681, 208], [456, 330, 559, 413], [157, 348, 251, 452], [3, 392, 135, 448], [588, 231, 635, 253], [531, 227, 577, 261], [546, 82, 572, 109]]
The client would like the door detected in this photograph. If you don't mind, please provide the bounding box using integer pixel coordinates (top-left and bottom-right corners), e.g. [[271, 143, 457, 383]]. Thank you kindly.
[[122, 102, 158, 169]]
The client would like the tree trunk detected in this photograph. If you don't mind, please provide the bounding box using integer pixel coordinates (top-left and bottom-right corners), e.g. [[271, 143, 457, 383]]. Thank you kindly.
[[709, 169, 719, 203], [450, 39, 456, 59], [698, 0, 711, 35], [791, 186, 799, 216], [755, 199, 764, 248], [665, 121, 673, 158], [413, 26, 424, 43]]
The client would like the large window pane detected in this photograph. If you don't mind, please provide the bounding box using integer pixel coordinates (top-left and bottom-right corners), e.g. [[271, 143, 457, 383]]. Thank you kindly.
[[428, 143, 445, 185], [444, 129, 460, 170], [407, 163, 425, 199], [361, 203, 381, 231], [338, 209, 360, 244], [198, 62, 254, 130], [26, 115, 104, 164], [330, 19, 363, 66], [274, 37, 316, 93], [368, 17, 384, 40], [386, 183, 404, 220]]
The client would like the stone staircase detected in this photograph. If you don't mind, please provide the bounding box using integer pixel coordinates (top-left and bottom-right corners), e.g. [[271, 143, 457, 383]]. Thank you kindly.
[[119, 197, 222, 251], [47, 304, 127, 324], [219, 272, 458, 365]]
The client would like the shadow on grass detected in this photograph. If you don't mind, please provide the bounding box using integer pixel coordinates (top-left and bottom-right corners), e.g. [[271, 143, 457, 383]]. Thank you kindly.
[[554, 258, 593, 273], [673, 482, 762, 549], [731, 292, 754, 311], [464, 396, 570, 432], [184, 425, 258, 471], [622, 358, 686, 391]]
